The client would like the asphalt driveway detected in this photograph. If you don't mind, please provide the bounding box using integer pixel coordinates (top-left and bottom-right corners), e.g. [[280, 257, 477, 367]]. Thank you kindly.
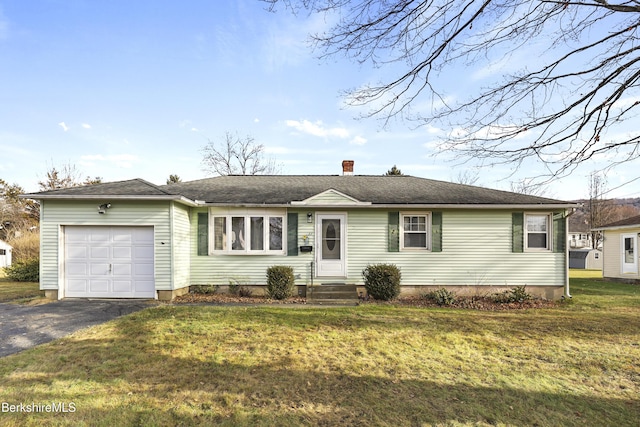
[[0, 299, 154, 358]]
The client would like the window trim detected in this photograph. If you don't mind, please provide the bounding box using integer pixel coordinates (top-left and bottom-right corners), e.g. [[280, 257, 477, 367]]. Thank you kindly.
[[210, 209, 286, 255], [400, 212, 431, 251], [524, 212, 552, 252]]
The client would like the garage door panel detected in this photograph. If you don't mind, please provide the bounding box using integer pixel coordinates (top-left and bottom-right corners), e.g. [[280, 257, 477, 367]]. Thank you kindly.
[[112, 246, 132, 260], [89, 279, 109, 293], [134, 263, 154, 276], [66, 262, 88, 276], [90, 246, 109, 259], [113, 280, 133, 292], [67, 279, 88, 292], [113, 263, 132, 276], [65, 226, 155, 298]]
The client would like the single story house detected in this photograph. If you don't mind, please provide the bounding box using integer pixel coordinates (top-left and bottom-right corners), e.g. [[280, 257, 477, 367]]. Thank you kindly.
[[593, 214, 640, 282], [568, 248, 602, 270], [0, 239, 12, 268], [23, 161, 577, 300]]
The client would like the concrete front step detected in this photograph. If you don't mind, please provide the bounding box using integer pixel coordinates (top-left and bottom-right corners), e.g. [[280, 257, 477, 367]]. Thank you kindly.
[[307, 284, 358, 304]]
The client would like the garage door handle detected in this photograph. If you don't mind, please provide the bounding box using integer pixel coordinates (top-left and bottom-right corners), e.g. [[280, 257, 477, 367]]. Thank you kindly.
[[109, 264, 112, 273]]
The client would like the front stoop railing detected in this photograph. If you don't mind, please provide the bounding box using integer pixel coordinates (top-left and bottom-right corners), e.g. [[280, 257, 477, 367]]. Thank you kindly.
[[306, 283, 359, 306]]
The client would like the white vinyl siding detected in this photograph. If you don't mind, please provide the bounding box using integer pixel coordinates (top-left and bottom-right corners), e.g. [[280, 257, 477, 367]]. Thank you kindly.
[[39, 200, 173, 294], [171, 203, 191, 290], [191, 208, 565, 289]]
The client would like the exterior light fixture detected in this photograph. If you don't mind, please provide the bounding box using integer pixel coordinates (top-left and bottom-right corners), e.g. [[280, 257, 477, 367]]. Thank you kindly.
[[307, 212, 313, 223], [98, 203, 111, 214]]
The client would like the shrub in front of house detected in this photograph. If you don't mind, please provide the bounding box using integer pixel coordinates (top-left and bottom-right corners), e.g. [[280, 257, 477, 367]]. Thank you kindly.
[[3, 258, 39, 282], [424, 288, 457, 306], [362, 263, 401, 301], [266, 266, 295, 300], [491, 285, 533, 303], [191, 285, 219, 294]]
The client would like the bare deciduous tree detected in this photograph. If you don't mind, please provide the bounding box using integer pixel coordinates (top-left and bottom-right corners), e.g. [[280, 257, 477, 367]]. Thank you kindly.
[[588, 172, 613, 248], [453, 169, 480, 186], [266, 0, 640, 181], [202, 132, 280, 176]]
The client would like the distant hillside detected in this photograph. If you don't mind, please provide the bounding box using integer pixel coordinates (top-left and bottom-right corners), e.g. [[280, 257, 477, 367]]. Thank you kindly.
[[568, 198, 640, 232]]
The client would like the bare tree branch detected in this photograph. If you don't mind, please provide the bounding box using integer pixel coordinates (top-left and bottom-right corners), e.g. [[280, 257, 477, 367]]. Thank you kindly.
[[201, 132, 281, 176], [265, 0, 640, 182]]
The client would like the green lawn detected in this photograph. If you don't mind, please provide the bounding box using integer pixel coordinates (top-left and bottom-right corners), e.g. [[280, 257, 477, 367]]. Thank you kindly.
[[0, 274, 638, 426], [0, 276, 44, 303]]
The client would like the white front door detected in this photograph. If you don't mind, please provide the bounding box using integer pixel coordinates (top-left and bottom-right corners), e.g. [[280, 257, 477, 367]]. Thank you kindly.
[[316, 214, 346, 277], [65, 226, 155, 298], [621, 233, 638, 274]]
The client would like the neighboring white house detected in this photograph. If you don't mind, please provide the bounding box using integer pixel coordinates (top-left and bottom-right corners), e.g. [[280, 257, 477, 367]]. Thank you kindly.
[[593, 215, 640, 282], [22, 161, 577, 301], [568, 232, 594, 249], [0, 240, 12, 268]]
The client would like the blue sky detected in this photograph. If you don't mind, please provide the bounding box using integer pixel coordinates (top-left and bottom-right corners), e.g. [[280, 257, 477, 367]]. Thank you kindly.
[[0, 0, 638, 200]]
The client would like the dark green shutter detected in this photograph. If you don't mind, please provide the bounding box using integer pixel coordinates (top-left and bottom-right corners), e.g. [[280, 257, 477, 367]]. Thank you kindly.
[[431, 212, 442, 252], [553, 212, 566, 253], [512, 212, 524, 253], [287, 212, 298, 256], [197, 213, 208, 256], [388, 212, 399, 252]]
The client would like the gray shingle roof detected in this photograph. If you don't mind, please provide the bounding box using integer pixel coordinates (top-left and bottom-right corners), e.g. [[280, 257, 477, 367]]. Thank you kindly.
[[23, 179, 173, 197], [160, 175, 569, 206], [24, 175, 573, 206], [596, 214, 640, 229]]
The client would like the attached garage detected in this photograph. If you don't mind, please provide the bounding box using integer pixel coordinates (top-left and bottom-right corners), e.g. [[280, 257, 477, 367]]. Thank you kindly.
[[64, 226, 155, 298]]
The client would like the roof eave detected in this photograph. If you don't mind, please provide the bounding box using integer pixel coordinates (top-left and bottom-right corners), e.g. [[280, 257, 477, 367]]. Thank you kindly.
[[20, 194, 198, 206], [199, 202, 578, 209]]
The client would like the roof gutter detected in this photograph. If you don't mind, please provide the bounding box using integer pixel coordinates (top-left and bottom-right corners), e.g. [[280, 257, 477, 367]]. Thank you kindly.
[[20, 194, 200, 207], [196, 203, 579, 209]]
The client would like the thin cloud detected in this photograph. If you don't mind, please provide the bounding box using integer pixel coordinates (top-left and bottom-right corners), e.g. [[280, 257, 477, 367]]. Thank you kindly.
[[81, 123, 91, 129], [58, 122, 69, 132], [350, 135, 367, 145], [285, 119, 350, 139]]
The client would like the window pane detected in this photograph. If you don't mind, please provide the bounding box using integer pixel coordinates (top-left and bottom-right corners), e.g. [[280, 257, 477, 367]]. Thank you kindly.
[[231, 217, 245, 250], [214, 217, 226, 251], [528, 233, 547, 249], [404, 216, 426, 231], [269, 217, 283, 251], [404, 232, 427, 248], [527, 215, 547, 232], [625, 237, 634, 263], [250, 217, 264, 251]]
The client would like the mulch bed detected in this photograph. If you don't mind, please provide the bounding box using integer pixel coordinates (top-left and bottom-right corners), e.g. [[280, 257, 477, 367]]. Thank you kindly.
[[173, 292, 557, 310]]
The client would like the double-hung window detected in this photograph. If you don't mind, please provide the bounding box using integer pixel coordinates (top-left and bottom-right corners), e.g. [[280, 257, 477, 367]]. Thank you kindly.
[[401, 213, 430, 250], [525, 213, 551, 251], [212, 212, 284, 254]]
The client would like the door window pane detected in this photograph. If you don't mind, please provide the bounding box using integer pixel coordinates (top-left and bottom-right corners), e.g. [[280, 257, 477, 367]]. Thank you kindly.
[[322, 219, 340, 260]]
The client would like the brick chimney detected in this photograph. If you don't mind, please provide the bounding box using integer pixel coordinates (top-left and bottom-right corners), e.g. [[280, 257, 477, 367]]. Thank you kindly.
[[342, 160, 354, 176]]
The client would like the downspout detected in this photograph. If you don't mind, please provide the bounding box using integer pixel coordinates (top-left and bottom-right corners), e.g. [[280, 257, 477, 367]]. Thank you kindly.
[[564, 207, 577, 299]]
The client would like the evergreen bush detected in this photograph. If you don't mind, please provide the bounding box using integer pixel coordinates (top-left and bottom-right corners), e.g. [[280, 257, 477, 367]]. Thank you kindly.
[[362, 263, 401, 301], [266, 266, 295, 300]]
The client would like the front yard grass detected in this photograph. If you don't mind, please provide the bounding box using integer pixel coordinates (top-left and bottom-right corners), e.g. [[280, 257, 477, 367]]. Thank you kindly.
[[0, 275, 638, 426], [0, 276, 44, 304]]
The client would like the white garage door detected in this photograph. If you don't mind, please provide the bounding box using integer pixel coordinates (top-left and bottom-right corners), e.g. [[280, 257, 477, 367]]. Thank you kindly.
[[65, 226, 155, 298]]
